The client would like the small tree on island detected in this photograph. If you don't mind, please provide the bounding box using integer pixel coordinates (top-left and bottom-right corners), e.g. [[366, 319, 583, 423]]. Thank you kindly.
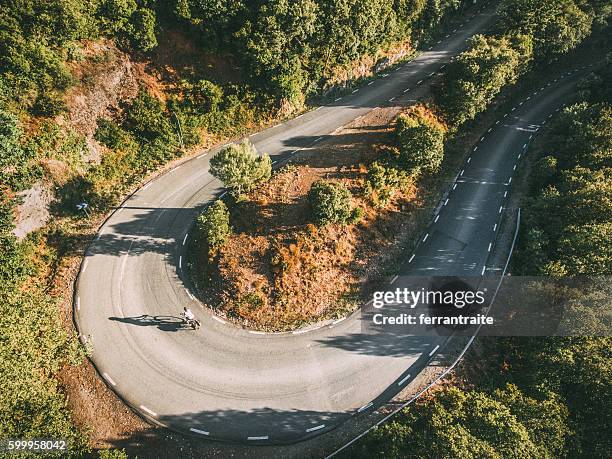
[[209, 140, 272, 200], [395, 106, 446, 177], [308, 180, 361, 226], [196, 200, 231, 258]]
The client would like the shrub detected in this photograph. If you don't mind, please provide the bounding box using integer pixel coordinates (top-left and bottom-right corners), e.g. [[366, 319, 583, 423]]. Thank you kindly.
[[123, 88, 173, 141], [209, 140, 272, 199], [126, 8, 158, 52], [366, 161, 409, 206], [98, 449, 128, 459], [0, 109, 24, 170], [349, 206, 364, 224], [395, 107, 446, 176], [94, 118, 129, 149], [435, 34, 533, 126], [97, 0, 137, 33], [308, 180, 353, 226], [181, 79, 224, 114], [499, 0, 595, 60], [196, 200, 231, 257]]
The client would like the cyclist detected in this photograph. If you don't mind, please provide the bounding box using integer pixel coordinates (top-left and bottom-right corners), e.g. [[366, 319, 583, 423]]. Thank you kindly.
[[183, 307, 195, 322]]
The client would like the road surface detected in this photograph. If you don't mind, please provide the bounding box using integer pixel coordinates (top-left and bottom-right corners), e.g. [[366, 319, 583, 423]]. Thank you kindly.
[[74, 3, 591, 444]]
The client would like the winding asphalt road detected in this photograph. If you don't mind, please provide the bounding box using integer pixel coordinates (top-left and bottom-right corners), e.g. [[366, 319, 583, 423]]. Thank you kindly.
[[74, 2, 593, 445]]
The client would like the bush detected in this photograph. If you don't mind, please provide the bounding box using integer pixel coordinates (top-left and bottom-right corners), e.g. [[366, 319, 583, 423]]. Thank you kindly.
[[354, 385, 569, 458], [126, 8, 157, 52], [395, 107, 446, 176], [0, 109, 40, 190], [181, 79, 224, 114], [123, 88, 173, 141], [366, 161, 410, 206], [196, 200, 231, 257], [308, 180, 353, 226], [0, 109, 24, 170], [435, 34, 532, 126], [209, 140, 272, 199], [94, 118, 129, 149], [98, 449, 128, 459], [499, 0, 596, 60], [97, 0, 137, 34]]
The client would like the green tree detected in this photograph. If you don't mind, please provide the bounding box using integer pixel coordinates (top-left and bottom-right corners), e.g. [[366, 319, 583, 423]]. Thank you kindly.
[[353, 386, 569, 458], [308, 180, 354, 226], [181, 79, 224, 114], [436, 34, 533, 126], [196, 200, 231, 257], [123, 89, 172, 140], [98, 449, 128, 459], [499, 0, 594, 59], [0, 109, 24, 170], [366, 161, 409, 206], [395, 107, 446, 176], [97, 0, 137, 33], [127, 8, 158, 52], [555, 222, 612, 275], [209, 140, 272, 199], [238, 0, 318, 109]]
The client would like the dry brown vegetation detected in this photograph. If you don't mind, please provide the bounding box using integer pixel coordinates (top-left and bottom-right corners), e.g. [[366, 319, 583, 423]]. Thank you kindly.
[[194, 107, 429, 331]]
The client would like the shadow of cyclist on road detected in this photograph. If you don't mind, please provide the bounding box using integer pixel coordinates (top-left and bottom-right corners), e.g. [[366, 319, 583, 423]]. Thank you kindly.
[[108, 314, 188, 332]]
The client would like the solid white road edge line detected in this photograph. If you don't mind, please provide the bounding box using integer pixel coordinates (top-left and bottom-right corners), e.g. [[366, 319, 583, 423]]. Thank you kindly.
[[212, 316, 226, 324], [103, 373, 116, 386], [140, 405, 157, 417]]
